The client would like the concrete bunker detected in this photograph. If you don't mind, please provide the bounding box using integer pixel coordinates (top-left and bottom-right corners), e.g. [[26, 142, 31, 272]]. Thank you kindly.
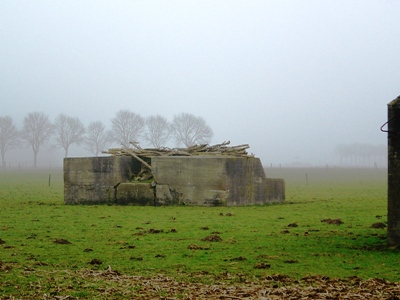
[[64, 142, 285, 206]]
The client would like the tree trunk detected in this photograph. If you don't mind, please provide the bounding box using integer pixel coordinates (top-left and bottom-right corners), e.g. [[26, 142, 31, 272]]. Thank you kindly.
[[33, 151, 38, 168], [1, 150, 5, 169]]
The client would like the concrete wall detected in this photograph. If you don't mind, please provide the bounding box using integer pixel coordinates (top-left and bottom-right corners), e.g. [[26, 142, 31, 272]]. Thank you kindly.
[[64, 155, 285, 206], [64, 156, 141, 204], [152, 156, 284, 206]]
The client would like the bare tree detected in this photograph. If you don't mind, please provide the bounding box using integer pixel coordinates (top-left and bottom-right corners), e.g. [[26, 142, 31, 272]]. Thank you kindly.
[[20, 112, 53, 168], [172, 113, 213, 147], [85, 121, 113, 156], [0, 116, 19, 168], [54, 114, 85, 157], [336, 143, 387, 167], [111, 110, 144, 147], [145, 115, 172, 148]]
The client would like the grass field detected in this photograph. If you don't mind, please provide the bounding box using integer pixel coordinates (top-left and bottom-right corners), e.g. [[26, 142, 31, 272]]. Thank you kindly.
[[0, 167, 395, 298]]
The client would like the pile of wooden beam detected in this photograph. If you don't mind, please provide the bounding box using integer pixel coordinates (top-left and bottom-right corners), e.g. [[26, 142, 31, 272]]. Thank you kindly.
[[103, 141, 251, 173], [102, 141, 251, 181]]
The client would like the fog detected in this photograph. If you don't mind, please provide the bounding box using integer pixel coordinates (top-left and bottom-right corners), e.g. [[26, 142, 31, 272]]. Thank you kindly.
[[1, 1, 398, 167]]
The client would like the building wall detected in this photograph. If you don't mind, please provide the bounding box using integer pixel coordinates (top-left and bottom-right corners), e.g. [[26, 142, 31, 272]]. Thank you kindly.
[[64, 155, 285, 206], [152, 156, 284, 205], [64, 156, 141, 204]]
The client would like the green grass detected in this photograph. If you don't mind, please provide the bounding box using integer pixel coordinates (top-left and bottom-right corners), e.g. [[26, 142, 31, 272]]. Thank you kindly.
[[0, 167, 394, 297]]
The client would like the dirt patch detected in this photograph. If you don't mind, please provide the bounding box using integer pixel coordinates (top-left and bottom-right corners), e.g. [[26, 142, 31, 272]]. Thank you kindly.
[[188, 244, 210, 250], [88, 258, 102, 265], [53, 238, 71, 244], [0, 262, 12, 272], [225, 256, 247, 262], [130, 256, 143, 261], [284, 260, 299, 264], [254, 262, 271, 269], [321, 218, 344, 225], [0, 239, 6, 244], [201, 234, 222, 242], [5, 268, 400, 299], [371, 222, 386, 229], [148, 229, 163, 234]]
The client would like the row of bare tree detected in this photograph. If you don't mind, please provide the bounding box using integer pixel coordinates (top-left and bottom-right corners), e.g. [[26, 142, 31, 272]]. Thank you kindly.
[[335, 143, 387, 166], [0, 110, 213, 168]]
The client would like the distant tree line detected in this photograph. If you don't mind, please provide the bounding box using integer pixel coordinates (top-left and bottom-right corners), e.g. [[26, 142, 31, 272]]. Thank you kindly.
[[0, 111, 213, 168], [335, 143, 387, 166]]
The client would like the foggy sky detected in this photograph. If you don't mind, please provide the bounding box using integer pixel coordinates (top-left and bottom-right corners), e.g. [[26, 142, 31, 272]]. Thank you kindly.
[[1, 1, 399, 166]]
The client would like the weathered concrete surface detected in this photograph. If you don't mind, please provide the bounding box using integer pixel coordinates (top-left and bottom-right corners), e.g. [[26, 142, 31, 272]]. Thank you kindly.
[[387, 96, 400, 246], [64, 155, 285, 206], [152, 156, 285, 206], [116, 183, 154, 205], [64, 156, 141, 204]]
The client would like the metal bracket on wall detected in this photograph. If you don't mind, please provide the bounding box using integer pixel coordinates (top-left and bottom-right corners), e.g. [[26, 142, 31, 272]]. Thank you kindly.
[[380, 116, 399, 135]]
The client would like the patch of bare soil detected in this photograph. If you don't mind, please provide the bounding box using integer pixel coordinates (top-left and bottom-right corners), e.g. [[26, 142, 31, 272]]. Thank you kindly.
[[371, 222, 387, 229], [88, 258, 102, 265], [0, 261, 12, 272], [254, 262, 271, 269], [188, 244, 210, 250], [148, 228, 163, 234], [284, 260, 299, 264], [321, 218, 344, 225], [201, 234, 222, 242], [0, 238, 5, 244], [225, 256, 247, 262], [53, 238, 71, 244], [130, 256, 143, 261]]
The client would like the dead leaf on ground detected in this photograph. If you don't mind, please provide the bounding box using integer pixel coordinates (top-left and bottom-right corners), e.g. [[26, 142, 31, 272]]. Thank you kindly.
[[8, 268, 400, 299]]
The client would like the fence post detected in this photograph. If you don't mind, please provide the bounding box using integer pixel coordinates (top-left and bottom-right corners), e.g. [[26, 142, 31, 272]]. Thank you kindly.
[[387, 96, 400, 246]]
